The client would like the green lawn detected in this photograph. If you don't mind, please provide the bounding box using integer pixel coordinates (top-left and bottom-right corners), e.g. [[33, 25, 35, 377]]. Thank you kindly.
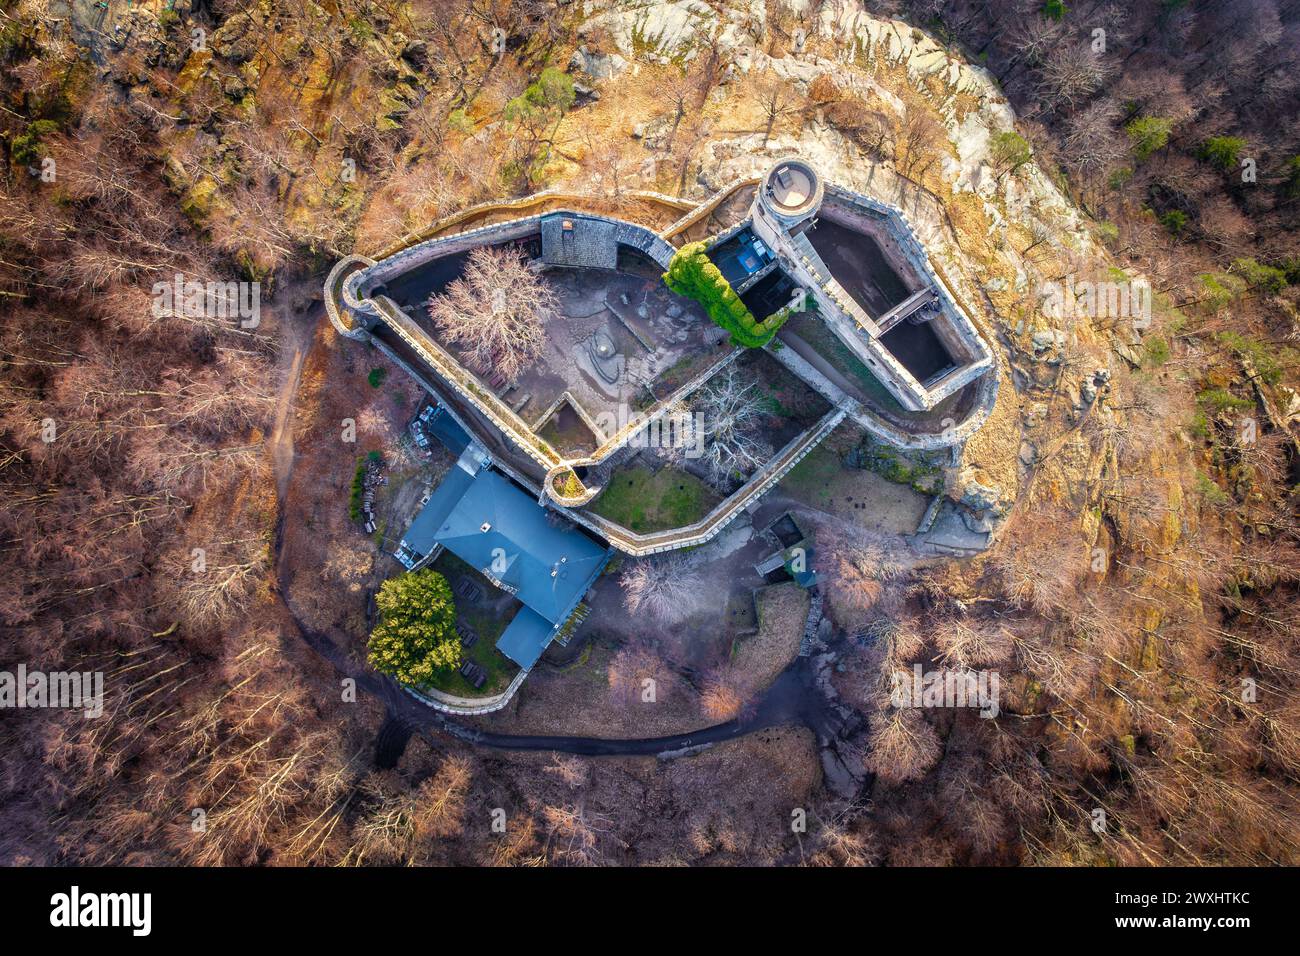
[[779, 442, 843, 505], [784, 312, 906, 413], [588, 465, 721, 532], [423, 552, 520, 696]]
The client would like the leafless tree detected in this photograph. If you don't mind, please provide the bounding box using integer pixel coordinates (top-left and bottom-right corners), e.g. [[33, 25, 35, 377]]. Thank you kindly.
[[606, 637, 671, 708], [428, 245, 555, 382], [1062, 98, 1125, 186], [669, 366, 771, 488], [620, 553, 703, 624], [699, 668, 745, 721], [1036, 42, 1113, 112], [413, 755, 473, 840], [652, 68, 697, 147], [819, 521, 908, 621], [755, 70, 801, 146], [541, 803, 613, 865], [895, 92, 947, 180], [543, 755, 589, 790], [865, 705, 942, 785]]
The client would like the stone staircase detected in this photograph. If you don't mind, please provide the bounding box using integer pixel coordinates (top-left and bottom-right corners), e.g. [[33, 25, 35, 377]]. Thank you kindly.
[[799, 588, 825, 657], [787, 232, 881, 337]]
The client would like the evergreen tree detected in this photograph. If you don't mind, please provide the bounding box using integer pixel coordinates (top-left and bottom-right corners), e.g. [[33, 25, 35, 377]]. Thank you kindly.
[[367, 569, 460, 686]]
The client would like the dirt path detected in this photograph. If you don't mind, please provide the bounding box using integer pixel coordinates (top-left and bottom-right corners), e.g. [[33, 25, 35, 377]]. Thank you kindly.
[[271, 343, 306, 499], [273, 520, 830, 756], [272, 467, 840, 756]]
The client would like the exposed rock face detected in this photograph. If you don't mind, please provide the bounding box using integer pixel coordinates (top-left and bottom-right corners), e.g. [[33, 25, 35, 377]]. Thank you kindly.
[[547, 0, 1158, 560], [961, 479, 1006, 515], [569, 45, 629, 81], [810, 650, 869, 799], [107, 10, 169, 77], [1031, 329, 1067, 360], [212, 12, 259, 63]]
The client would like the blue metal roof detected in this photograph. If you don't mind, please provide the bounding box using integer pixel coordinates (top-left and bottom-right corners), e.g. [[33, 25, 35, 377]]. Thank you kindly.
[[425, 406, 471, 455], [432, 470, 608, 624], [496, 606, 558, 670], [400, 465, 476, 560], [399, 467, 610, 668]]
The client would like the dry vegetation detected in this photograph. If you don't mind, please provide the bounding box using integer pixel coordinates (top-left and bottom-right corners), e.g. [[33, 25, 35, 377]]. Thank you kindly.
[[1, 0, 1297, 867]]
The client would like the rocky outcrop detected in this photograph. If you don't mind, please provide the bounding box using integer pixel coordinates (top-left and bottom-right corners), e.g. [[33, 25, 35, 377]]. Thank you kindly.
[[810, 650, 870, 799], [211, 12, 258, 63], [568, 45, 630, 81]]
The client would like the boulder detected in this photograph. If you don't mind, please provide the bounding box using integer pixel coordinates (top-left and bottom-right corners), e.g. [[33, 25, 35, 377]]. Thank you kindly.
[[960, 479, 1004, 513], [568, 45, 629, 81], [1030, 328, 1065, 359], [212, 12, 258, 64]]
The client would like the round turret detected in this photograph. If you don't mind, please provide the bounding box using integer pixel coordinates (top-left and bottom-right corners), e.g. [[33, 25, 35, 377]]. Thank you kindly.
[[756, 158, 823, 229]]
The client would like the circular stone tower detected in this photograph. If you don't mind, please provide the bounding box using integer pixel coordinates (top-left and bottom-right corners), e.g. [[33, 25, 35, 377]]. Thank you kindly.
[[754, 158, 823, 233]]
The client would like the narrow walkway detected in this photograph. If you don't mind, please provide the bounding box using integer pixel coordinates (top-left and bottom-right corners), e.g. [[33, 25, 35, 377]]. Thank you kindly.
[[777, 327, 872, 407]]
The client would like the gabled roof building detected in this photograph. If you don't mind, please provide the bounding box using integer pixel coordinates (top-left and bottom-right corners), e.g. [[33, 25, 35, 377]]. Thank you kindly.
[[399, 447, 611, 670]]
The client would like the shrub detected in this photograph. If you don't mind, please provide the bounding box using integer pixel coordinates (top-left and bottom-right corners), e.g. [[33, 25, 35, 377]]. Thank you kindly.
[[505, 67, 574, 122], [1230, 257, 1288, 295], [1187, 410, 1210, 440], [349, 458, 368, 521], [663, 243, 789, 347], [1198, 136, 1247, 171], [367, 367, 387, 388], [1197, 272, 1244, 311], [448, 108, 474, 133], [1144, 336, 1170, 367], [1196, 388, 1253, 413], [1194, 472, 1230, 507], [1215, 330, 1293, 387], [11, 118, 59, 166], [1159, 209, 1187, 236], [991, 131, 1032, 179], [1282, 257, 1300, 286], [1126, 116, 1173, 162]]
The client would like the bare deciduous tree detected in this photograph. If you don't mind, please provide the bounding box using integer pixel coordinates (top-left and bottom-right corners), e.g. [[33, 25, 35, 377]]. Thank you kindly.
[[865, 705, 942, 785], [1036, 42, 1114, 111], [620, 554, 703, 624], [669, 366, 771, 488], [428, 245, 555, 382]]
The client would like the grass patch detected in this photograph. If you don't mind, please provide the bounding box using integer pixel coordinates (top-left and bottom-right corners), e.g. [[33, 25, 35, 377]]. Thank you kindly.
[[784, 313, 906, 413], [780, 442, 843, 502], [425, 551, 521, 696], [588, 465, 720, 532]]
